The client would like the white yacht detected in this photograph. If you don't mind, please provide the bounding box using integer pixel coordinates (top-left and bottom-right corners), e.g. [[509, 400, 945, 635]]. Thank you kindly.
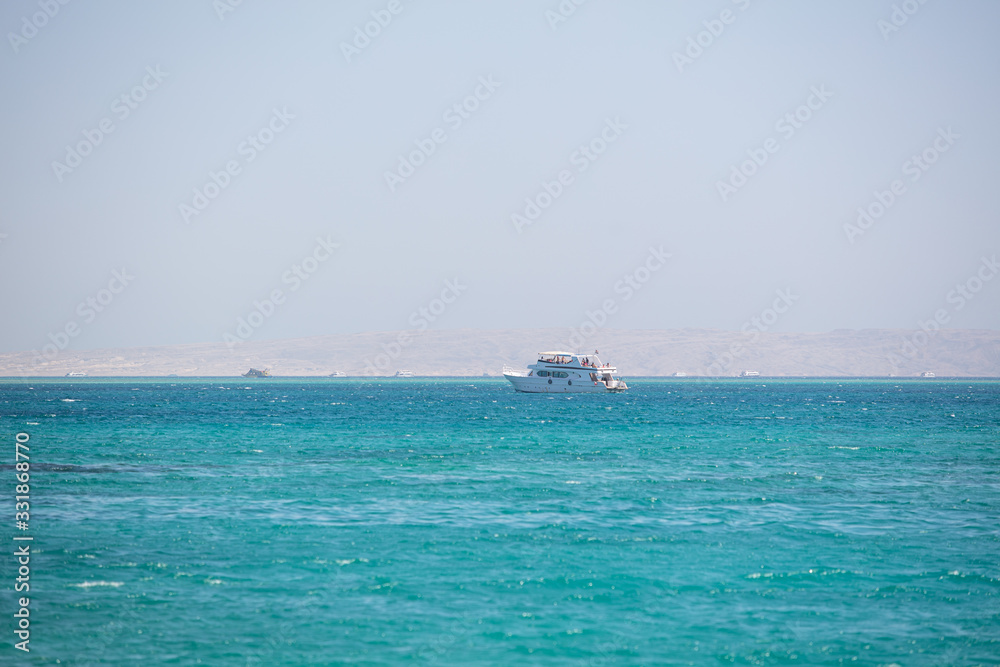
[[503, 351, 628, 393], [65, 371, 88, 377], [395, 370, 414, 378], [739, 370, 760, 378], [328, 371, 347, 378], [920, 371, 935, 378]]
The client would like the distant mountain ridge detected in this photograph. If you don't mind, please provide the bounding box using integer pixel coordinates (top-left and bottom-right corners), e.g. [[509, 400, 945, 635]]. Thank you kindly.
[[2, 328, 998, 377]]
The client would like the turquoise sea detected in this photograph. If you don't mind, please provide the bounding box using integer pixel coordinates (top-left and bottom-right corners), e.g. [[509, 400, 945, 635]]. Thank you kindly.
[[1, 378, 999, 665]]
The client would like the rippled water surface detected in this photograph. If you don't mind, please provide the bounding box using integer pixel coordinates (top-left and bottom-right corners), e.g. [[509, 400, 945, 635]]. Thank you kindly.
[[1, 378, 999, 665]]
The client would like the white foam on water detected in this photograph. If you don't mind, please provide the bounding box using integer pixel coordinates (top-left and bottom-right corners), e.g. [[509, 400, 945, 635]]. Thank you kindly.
[[72, 581, 123, 588]]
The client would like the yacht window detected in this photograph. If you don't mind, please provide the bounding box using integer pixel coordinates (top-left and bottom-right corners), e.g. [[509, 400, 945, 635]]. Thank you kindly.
[[537, 370, 549, 377]]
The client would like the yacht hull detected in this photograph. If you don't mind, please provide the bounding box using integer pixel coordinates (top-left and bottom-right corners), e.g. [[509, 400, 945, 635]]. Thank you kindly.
[[504, 374, 623, 393]]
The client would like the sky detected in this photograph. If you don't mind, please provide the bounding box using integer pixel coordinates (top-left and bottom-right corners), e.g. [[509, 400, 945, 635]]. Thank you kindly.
[[1, 0, 999, 354]]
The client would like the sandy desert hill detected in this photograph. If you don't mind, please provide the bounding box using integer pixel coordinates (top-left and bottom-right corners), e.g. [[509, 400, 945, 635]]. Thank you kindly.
[[2, 328, 998, 377]]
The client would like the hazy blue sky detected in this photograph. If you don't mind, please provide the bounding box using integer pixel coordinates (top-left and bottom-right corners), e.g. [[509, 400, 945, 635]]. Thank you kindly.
[[2, 0, 999, 354]]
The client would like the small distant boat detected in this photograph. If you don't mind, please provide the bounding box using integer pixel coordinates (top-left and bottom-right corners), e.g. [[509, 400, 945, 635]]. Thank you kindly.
[[503, 351, 628, 393], [65, 372, 87, 377], [328, 371, 347, 378], [242, 368, 271, 378], [920, 371, 935, 378], [739, 370, 760, 378], [395, 370, 414, 378], [673, 372, 687, 377]]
